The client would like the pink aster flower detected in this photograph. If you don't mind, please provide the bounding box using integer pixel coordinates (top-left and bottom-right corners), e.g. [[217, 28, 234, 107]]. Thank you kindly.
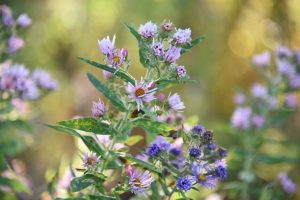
[[138, 21, 157, 38], [176, 65, 186, 78], [231, 107, 252, 130], [157, 93, 165, 102], [152, 42, 164, 57], [128, 167, 154, 194], [252, 52, 271, 68], [278, 172, 297, 194], [32, 69, 58, 91], [251, 83, 268, 99], [7, 35, 24, 54], [164, 46, 181, 63], [289, 75, 300, 89], [276, 59, 295, 77], [83, 152, 99, 169], [91, 99, 107, 117], [16, 13, 32, 28], [251, 115, 265, 129], [168, 93, 185, 111], [161, 20, 173, 32], [102, 70, 113, 79], [173, 28, 192, 45], [98, 35, 116, 55], [107, 48, 126, 68], [234, 93, 246, 105], [126, 80, 156, 110], [0, 5, 14, 26], [285, 93, 297, 108]]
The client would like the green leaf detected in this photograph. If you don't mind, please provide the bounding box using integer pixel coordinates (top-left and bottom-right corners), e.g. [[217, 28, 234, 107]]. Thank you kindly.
[[151, 182, 160, 200], [70, 174, 105, 192], [181, 36, 205, 54], [0, 177, 30, 193], [46, 124, 104, 156], [0, 120, 32, 132], [58, 118, 119, 135], [156, 78, 196, 90], [159, 179, 170, 196], [116, 152, 161, 174], [124, 23, 142, 42], [158, 158, 180, 176], [124, 135, 143, 146], [89, 194, 118, 200], [0, 154, 7, 171], [270, 108, 295, 127], [79, 58, 135, 84], [87, 73, 128, 112], [256, 154, 298, 164], [131, 118, 171, 136]]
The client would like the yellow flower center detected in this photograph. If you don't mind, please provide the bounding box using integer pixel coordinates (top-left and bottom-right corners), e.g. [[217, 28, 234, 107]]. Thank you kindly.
[[113, 55, 121, 63], [135, 88, 145, 97], [198, 174, 206, 181], [133, 179, 142, 187], [87, 157, 95, 165]]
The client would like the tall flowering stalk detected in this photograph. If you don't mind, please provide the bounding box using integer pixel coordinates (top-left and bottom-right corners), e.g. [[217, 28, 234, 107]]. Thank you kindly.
[[0, 4, 57, 198], [49, 20, 227, 199], [226, 47, 299, 199]]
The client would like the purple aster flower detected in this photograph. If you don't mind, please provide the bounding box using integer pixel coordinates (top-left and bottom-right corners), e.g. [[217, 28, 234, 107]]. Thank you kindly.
[[152, 42, 164, 57], [252, 52, 271, 67], [7, 35, 24, 54], [83, 152, 99, 169], [207, 142, 217, 150], [289, 75, 300, 89], [218, 147, 227, 158], [191, 124, 204, 136], [0, 5, 14, 26], [177, 176, 192, 192], [215, 165, 227, 180], [173, 28, 192, 45], [157, 93, 165, 101], [16, 13, 32, 28], [167, 93, 185, 111], [170, 147, 181, 156], [191, 162, 218, 189], [278, 172, 297, 194], [6, 64, 29, 78], [129, 168, 154, 194], [285, 93, 297, 108], [22, 80, 39, 100], [276, 46, 293, 58], [251, 83, 268, 99], [176, 65, 186, 78], [91, 99, 107, 117], [189, 147, 202, 158], [234, 93, 246, 105], [276, 59, 295, 77], [126, 80, 156, 110], [98, 35, 115, 55], [102, 70, 113, 79], [231, 107, 252, 130], [32, 69, 58, 90], [0, 76, 14, 91], [161, 20, 173, 32], [204, 130, 214, 141], [16, 77, 31, 92], [164, 46, 181, 63], [147, 143, 160, 157], [107, 48, 126, 68], [152, 136, 171, 151], [138, 21, 157, 38], [252, 115, 265, 129]]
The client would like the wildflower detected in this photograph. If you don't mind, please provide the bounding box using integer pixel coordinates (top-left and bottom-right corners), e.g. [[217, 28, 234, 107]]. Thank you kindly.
[[170, 147, 181, 156], [157, 93, 165, 101], [83, 152, 99, 169], [58, 169, 73, 189], [231, 107, 252, 130], [191, 162, 218, 189], [189, 147, 202, 158], [32, 69, 58, 90], [191, 124, 204, 136], [276, 60, 295, 77], [276, 46, 292, 58], [152, 42, 164, 57], [176, 65, 186, 78], [177, 176, 192, 192], [164, 46, 181, 63], [16, 13, 32, 28], [289, 75, 300, 89], [102, 70, 113, 79], [136, 154, 149, 162], [0, 5, 14, 26], [126, 80, 156, 110], [91, 99, 107, 117], [251, 115, 265, 129], [173, 28, 192, 45], [207, 142, 217, 150], [98, 35, 115, 55], [252, 52, 270, 67], [138, 21, 157, 38], [146, 143, 160, 157], [215, 165, 227, 180], [234, 93, 246, 105], [22, 80, 39, 100], [152, 136, 171, 151], [167, 93, 185, 111], [203, 130, 214, 141], [125, 165, 134, 176], [278, 172, 297, 194], [107, 48, 125, 68], [251, 83, 268, 99], [218, 148, 227, 158], [285, 94, 297, 108], [94, 135, 125, 150], [7, 35, 24, 54], [161, 20, 173, 32], [129, 168, 154, 194]]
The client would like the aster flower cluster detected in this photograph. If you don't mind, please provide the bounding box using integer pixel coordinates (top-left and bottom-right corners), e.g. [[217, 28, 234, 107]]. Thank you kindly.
[[50, 20, 226, 199]]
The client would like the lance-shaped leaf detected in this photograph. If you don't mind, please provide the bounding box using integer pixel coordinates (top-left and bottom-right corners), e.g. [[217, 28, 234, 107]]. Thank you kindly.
[[79, 57, 135, 84], [131, 118, 171, 136], [47, 124, 104, 156], [116, 152, 162, 174], [87, 73, 128, 112], [151, 182, 161, 200], [58, 118, 119, 135], [181, 36, 205, 54], [70, 174, 105, 192]]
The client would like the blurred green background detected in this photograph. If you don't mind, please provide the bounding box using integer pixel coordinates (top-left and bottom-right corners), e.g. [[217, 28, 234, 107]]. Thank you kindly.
[[1, 0, 300, 198]]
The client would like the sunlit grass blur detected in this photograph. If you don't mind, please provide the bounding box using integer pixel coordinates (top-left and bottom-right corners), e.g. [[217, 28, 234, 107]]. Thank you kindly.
[[2, 0, 300, 198]]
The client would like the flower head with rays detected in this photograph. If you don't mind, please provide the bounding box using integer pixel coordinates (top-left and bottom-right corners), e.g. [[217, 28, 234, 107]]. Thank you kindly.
[[191, 162, 219, 189], [98, 35, 116, 55], [83, 152, 99, 169], [127, 80, 156, 110], [128, 167, 154, 194]]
